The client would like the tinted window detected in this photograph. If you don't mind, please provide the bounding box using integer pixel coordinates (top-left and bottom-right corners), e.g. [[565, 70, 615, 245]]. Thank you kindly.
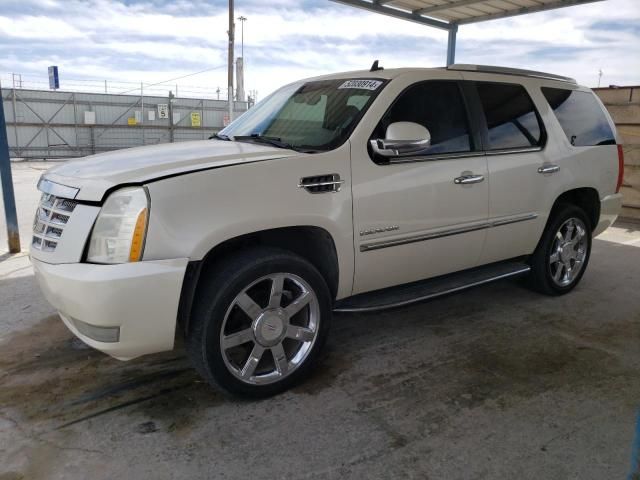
[[542, 88, 615, 146], [373, 81, 472, 157], [476, 83, 543, 150]]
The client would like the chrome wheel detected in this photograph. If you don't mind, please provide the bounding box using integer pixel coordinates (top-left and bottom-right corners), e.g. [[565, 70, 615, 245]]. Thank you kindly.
[[549, 217, 588, 287], [220, 273, 320, 385]]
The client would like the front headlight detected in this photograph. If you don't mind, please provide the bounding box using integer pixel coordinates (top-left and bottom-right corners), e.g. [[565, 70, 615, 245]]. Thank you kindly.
[[87, 187, 149, 264]]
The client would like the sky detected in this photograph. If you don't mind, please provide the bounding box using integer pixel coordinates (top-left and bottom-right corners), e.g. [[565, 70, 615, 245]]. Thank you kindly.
[[1, 0, 639, 99]]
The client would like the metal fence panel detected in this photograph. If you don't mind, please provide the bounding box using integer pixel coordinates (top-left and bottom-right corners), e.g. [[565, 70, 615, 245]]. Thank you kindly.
[[2, 88, 247, 159]]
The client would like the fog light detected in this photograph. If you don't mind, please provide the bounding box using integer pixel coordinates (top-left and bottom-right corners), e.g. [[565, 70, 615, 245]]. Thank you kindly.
[[71, 318, 120, 343]]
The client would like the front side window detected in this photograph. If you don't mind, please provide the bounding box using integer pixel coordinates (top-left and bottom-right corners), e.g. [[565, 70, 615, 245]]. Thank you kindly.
[[371, 81, 473, 158], [476, 82, 544, 150], [219, 78, 386, 152], [541, 87, 615, 146]]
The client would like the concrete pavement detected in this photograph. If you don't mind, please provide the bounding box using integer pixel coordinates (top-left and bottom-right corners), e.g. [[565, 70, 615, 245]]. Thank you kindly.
[[1, 162, 639, 479]]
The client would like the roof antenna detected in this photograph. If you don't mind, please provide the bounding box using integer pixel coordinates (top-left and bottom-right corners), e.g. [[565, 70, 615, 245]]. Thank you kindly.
[[370, 60, 383, 72]]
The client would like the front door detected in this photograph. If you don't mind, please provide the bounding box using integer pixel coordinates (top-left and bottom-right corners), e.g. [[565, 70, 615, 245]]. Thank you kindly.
[[350, 78, 489, 295]]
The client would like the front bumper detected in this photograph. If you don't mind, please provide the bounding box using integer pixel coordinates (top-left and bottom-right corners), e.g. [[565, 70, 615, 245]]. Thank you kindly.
[[594, 193, 623, 237], [32, 257, 189, 360]]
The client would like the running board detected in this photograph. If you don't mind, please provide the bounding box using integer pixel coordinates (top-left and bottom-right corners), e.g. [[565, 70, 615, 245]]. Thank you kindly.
[[333, 261, 531, 313]]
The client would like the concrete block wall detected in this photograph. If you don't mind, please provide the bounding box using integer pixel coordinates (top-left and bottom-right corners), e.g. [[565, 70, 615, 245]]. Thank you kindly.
[[595, 86, 640, 220]]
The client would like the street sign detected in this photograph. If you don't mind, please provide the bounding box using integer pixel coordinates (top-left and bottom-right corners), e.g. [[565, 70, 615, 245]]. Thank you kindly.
[[48, 66, 59, 90], [191, 112, 201, 127], [157, 104, 169, 119]]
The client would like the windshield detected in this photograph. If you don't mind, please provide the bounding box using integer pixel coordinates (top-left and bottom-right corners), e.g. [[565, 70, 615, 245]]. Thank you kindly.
[[219, 78, 387, 152]]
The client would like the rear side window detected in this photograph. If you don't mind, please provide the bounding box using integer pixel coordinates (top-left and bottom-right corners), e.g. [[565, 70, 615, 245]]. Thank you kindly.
[[372, 81, 472, 157], [476, 82, 544, 150], [541, 88, 615, 146]]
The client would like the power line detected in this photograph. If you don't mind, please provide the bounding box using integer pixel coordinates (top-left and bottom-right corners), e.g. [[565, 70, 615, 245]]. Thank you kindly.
[[116, 64, 228, 95]]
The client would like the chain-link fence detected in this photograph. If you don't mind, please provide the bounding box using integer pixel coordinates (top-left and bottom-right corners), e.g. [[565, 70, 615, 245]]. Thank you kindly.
[[1, 87, 248, 159]]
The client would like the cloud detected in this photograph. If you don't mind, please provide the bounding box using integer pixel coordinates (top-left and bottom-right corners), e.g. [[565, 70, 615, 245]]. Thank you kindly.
[[0, 0, 638, 98]]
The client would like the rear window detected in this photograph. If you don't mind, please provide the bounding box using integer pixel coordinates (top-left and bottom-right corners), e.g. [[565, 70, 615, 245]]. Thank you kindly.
[[476, 82, 544, 150], [541, 88, 615, 146]]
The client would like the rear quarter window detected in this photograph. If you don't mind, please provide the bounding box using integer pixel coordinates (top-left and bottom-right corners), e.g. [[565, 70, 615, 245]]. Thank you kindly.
[[541, 87, 615, 146]]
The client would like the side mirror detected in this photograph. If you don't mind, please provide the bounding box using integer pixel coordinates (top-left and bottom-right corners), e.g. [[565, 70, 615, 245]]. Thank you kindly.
[[370, 121, 431, 158]]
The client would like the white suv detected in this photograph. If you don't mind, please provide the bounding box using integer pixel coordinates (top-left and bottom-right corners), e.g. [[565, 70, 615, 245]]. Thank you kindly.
[[31, 64, 624, 397]]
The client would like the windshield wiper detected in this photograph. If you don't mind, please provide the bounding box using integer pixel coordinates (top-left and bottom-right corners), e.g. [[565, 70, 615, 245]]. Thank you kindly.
[[233, 134, 298, 151], [210, 132, 231, 140]]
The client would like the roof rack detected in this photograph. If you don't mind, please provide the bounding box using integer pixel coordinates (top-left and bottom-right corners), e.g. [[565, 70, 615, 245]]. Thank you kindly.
[[447, 64, 577, 85]]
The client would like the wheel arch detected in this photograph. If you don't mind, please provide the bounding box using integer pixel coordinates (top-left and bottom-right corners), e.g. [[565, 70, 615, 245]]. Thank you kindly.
[[177, 226, 340, 334], [550, 187, 600, 231]]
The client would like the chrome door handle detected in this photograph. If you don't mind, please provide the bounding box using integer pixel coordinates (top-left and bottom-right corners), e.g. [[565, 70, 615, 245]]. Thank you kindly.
[[538, 164, 560, 174], [454, 174, 485, 185]]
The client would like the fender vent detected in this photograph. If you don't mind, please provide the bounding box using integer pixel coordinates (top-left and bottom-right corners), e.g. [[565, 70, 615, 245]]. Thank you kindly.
[[298, 174, 344, 194]]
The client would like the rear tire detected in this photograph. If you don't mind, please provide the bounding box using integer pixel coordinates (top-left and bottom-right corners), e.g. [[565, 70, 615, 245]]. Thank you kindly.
[[528, 204, 592, 295], [186, 247, 332, 398]]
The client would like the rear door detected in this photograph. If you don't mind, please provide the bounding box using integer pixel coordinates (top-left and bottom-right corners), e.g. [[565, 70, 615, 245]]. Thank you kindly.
[[462, 78, 561, 264]]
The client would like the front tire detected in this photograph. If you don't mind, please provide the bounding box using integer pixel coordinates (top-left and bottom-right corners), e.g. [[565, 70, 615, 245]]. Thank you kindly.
[[529, 204, 592, 295], [186, 247, 332, 397]]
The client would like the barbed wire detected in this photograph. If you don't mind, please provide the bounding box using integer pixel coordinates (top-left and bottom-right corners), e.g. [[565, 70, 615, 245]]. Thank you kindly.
[[0, 72, 237, 100]]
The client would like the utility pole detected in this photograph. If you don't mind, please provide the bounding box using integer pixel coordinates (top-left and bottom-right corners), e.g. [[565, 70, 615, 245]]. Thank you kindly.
[[227, 0, 235, 124], [0, 83, 21, 253]]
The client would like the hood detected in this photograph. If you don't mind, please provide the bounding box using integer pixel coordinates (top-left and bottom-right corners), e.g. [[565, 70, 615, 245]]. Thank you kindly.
[[43, 140, 301, 201]]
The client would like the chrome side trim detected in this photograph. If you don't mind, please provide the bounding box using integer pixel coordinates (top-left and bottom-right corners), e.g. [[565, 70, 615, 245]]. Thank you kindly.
[[37, 177, 79, 199], [485, 146, 542, 156], [490, 213, 538, 227], [361, 222, 487, 252], [387, 151, 482, 164], [383, 147, 543, 164], [333, 266, 532, 313], [360, 213, 538, 252]]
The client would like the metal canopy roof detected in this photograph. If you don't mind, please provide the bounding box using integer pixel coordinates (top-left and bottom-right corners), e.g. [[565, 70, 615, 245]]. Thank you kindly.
[[331, 0, 603, 28], [330, 0, 604, 64]]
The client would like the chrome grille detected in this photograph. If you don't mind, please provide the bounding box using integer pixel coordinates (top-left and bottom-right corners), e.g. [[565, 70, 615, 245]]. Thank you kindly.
[[32, 193, 78, 252]]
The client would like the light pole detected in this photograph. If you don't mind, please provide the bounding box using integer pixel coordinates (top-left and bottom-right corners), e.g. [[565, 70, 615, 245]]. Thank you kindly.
[[227, 0, 234, 123], [237, 16, 247, 59], [598, 69, 603, 88]]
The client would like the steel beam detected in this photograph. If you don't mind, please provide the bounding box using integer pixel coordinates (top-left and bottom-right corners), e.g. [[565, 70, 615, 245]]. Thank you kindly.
[[447, 25, 458, 66], [415, 0, 487, 16], [330, 0, 453, 31], [0, 85, 21, 253], [456, 0, 604, 25]]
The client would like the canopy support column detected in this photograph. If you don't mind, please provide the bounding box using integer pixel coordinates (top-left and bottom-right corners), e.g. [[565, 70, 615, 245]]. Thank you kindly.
[[0, 84, 21, 253], [447, 24, 458, 66]]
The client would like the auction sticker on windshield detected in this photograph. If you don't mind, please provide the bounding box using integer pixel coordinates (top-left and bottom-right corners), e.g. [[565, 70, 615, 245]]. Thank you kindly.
[[338, 79, 383, 90]]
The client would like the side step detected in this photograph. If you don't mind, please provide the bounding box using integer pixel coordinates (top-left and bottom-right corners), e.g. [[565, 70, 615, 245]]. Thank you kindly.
[[333, 260, 530, 313]]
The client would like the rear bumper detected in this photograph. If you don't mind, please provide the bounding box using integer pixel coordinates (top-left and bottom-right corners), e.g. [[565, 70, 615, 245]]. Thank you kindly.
[[31, 257, 188, 360], [594, 193, 622, 237]]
